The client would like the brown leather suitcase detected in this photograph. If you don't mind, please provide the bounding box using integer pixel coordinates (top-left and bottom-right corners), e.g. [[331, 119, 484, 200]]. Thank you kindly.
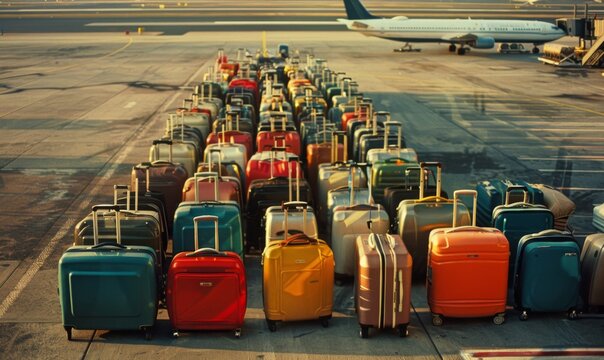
[[355, 233, 412, 338]]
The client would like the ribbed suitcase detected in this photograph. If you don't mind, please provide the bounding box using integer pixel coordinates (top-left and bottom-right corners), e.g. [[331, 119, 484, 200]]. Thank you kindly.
[[476, 179, 545, 227], [167, 215, 246, 338], [355, 233, 412, 338], [428, 190, 508, 326], [581, 233, 604, 311], [397, 163, 471, 280], [59, 205, 157, 341], [263, 234, 334, 332], [514, 230, 580, 320]]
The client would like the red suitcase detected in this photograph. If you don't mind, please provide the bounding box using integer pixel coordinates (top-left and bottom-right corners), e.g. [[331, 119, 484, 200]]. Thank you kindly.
[[427, 190, 509, 326], [256, 116, 301, 156], [245, 147, 300, 193], [206, 117, 254, 160], [341, 101, 372, 131], [167, 215, 246, 338]]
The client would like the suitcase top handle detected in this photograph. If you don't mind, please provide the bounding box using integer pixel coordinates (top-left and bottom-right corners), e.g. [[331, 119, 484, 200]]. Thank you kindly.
[[194, 172, 219, 202], [91, 205, 121, 245], [452, 190, 477, 228], [504, 185, 529, 205], [153, 139, 173, 163], [281, 233, 317, 247], [420, 162, 442, 200], [193, 215, 220, 251], [367, 233, 396, 250]]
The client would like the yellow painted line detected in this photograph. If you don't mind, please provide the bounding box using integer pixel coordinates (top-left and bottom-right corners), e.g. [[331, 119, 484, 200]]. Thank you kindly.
[[0, 37, 133, 96], [537, 97, 604, 118]]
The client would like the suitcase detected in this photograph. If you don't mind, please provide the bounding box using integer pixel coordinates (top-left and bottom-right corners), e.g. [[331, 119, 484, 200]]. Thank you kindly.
[[199, 149, 245, 190], [331, 168, 390, 277], [357, 118, 404, 163], [514, 229, 581, 320], [175, 106, 211, 143], [427, 190, 509, 326], [131, 161, 187, 234], [580, 233, 604, 311], [306, 129, 345, 191], [326, 185, 370, 242], [355, 233, 412, 338], [172, 199, 243, 258], [492, 186, 554, 281], [245, 147, 300, 193], [206, 117, 253, 159], [265, 201, 318, 249], [149, 138, 197, 179], [530, 184, 576, 231], [476, 179, 545, 227], [256, 115, 302, 155], [181, 172, 242, 207], [397, 162, 471, 280], [263, 233, 334, 331], [365, 121, 416, 165], [203, 141, 248, 182], [167, 215, 246, 338], [593, 204, 604, 232], [59, 205, 157, 341], [370, 158, 420, 206]]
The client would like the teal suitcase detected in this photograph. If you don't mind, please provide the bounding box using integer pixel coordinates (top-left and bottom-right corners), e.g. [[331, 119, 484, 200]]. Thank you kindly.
[[514, 230, 580, 320], [58, 205, 157, 340], [172, 201, 243, 257]]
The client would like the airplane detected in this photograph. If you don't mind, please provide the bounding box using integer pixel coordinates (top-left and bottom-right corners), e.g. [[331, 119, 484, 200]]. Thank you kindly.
[[338, 0, 567, 55]]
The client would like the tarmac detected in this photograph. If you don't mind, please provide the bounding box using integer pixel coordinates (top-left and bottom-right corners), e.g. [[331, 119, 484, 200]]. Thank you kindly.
[[0, 31, 603, 359]]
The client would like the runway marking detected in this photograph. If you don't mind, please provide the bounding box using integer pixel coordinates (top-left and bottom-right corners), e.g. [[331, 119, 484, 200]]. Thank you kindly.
[[0, 54, 209, 320], [124, 101, 137, 109], [0, 37, 133, 98], [86, 21, 343, 26], [519, 156, 604, 161], [538, 169, 604, 173]]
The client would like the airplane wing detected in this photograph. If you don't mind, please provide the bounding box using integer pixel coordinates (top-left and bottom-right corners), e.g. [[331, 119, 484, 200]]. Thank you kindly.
[[440, 33, 478, 43]]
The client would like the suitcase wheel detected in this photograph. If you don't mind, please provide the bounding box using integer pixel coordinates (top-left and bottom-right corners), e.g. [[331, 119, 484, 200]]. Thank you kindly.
[[143, 326, 153, 341], [567, 309, 578, 320], [493, 314, 505, 325], [172, 330, 179, 338], [64, 326, 72, 341], [397, 324, 409, 337], [519, 310, 529, 321], [234, 328, 242, 338], [320, 317, 329, 328], [431, 314, 443, 326], [359, 326, 369, 339], [266, 319, 277, 332]]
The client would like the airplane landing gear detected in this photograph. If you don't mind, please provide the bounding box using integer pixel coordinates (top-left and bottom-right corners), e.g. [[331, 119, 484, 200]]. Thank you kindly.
[[532, 45, 540, 54], [394, 42, 421, 52], [449, 44, 457, 52], [457, 47, 466, 55]]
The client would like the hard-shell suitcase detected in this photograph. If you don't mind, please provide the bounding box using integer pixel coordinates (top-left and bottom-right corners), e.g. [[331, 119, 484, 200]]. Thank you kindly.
[[492, 186, 554, 281], [256, 115, 302, 155], [531, 183, 576, 231], [150, 138, 198, 179], [357, 118, 404, 163], [580, 233, 604, 311], [365, 121, 416, 165], [355, 233, 412, 338], [265, 201, 318, 249], [181, 172, 242, 207], [59, 205, 157, 340], [593, 204, 604, 232], [176, 105, 211, 142], [384, 182, 448, 233], [306, 128, 344, 190], [370, 158, 420, 206], [206, 115, 253, 160], [397, 162, 471, 280], [263, 233, 334, 331], [514, 230, 580, 320], [167, 215, 246, 338], [331, 168, 389, 277], [131, 161, 187, 233], [476, 179, 545, 227], [427, 190, 508, 326], [326, 185, 370, 242], [245, 147, 300, 193], [173, 196, 243, 257], [203, 140, 248, 180]]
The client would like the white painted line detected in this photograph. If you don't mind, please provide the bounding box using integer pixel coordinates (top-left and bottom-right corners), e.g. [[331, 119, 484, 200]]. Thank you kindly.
[[86, 21, 342, 27], [0, 59, 210, 320], [0, 8, 582, 13], [519, 156, 604, 161], [124, 101, 137, 109], [538, 169, 604, 173], [556, 187, 604, 191]]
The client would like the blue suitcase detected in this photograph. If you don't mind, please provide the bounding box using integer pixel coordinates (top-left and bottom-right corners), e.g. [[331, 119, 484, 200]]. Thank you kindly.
[[58, 205, 158, 341], [476, 179, 545, 227], [514, 229, 581, 320], [492, 186, 554, 282]]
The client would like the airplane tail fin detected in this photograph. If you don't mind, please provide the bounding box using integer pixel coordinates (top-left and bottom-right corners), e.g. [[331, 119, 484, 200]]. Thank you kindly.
[[343, 0, 379, 20]]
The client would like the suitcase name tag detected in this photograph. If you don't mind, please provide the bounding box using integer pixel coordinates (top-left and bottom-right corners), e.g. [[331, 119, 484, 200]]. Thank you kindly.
[[199, 282, 214, 287]]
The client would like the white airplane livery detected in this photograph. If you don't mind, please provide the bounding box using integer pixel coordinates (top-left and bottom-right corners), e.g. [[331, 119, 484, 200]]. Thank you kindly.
[[338, 0, 567, 55]]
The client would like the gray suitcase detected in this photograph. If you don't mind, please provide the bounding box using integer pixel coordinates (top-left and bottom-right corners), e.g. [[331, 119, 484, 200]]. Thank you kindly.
[[581, 233, 604, 311]]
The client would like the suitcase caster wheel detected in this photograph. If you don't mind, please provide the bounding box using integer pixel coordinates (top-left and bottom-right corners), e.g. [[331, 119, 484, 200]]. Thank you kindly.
[[519, 311, 528, 321], [493, 314, 505, 325], [64, 326, 72, 341], [360, 326, 369, 339], [568, 309, 578, 320], [172, 331, 179, 338], [267, 320, 277, 332], [431, 315, 443, 326], [143, 327, 153, 341], [397, 325, 408, 337], [320, 318, 329, 328], [234, 329, 242, 338]]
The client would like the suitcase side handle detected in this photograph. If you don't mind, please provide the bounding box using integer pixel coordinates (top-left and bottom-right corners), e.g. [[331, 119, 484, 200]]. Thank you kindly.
[[452, 190, 477, 228], [504, 185, 529, 205], [193, 215, 220, 251], [281, 233, 317, 247], [91, 205, 121, 245]]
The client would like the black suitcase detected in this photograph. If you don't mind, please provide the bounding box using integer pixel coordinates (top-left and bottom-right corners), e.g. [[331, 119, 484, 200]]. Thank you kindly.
[[384, 185, 448, 232]]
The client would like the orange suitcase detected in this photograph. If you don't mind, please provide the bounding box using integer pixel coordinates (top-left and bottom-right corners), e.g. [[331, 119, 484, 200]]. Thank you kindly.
[[306, 129, 345, 191], [427, 190, 509, 326]]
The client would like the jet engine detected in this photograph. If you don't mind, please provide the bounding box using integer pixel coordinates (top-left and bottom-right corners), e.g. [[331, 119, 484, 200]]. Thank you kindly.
[[471, 36, 495, 49]]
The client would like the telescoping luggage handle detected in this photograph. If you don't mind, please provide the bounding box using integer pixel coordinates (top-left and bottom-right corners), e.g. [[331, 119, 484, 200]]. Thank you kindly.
[[208, 148, 223, 176], [504, 185, 529, 205], [372, 111, 390, 135], [189, 215, 221, 256], [269, 113, 289, 132], [134, 162, 153, 194], [282, 201, 308, 240], [114, 185, 131, 211], [331, 131, 348, 163], [287, 156, 301, 203], [447, 190, 499, 234], [418, 162, 444, 201], [91, 204, 122, 246], [152, 139, 173, 163], [383, 120, 403, 150], [194, 172, 220, 202]]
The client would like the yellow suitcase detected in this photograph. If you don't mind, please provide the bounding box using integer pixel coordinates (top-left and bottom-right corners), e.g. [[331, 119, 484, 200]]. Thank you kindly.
[[262, 234, 334, 332]]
